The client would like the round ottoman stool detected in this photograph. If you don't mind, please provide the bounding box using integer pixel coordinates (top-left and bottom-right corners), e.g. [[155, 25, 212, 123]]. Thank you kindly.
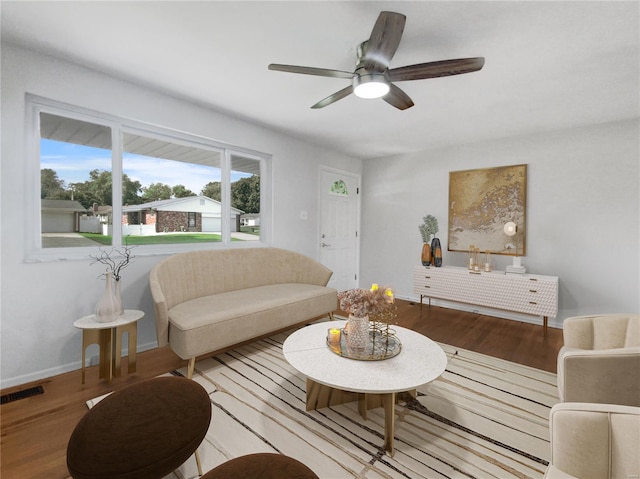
[[67, 376, 211, 479], [202, 453, 319, 479]]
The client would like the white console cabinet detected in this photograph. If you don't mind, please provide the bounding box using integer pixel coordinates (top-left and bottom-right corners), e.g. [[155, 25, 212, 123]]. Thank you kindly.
[[413, 265, 558, 333]]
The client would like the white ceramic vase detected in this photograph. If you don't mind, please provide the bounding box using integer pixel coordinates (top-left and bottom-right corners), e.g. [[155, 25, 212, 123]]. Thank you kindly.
[[95, 274, 122, 323]]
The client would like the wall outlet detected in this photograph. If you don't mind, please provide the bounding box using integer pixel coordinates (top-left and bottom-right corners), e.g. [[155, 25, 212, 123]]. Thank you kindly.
[[299, 210, 308, 220]]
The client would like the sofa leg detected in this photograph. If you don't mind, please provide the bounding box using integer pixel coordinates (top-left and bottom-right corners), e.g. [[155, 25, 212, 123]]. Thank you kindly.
[[187, 357, 196, 379], [329, 311, 335, 321]]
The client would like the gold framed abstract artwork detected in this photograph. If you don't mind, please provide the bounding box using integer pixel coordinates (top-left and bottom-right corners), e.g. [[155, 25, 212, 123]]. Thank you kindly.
[[448, 164, 527, 256]]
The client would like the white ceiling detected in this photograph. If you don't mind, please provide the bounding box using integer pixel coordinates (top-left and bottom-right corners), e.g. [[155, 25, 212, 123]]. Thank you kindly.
[[2, 1, 638, 160]]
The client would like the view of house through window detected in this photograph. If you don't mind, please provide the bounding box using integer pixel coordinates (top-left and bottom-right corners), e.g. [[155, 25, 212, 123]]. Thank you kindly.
[[121, 131, 225, 245], [40, 112, 114, 248], [37, 106, 265, 249]]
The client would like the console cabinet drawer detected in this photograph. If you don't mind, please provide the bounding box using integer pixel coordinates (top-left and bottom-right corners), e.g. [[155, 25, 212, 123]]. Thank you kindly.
[[414, 265, 558, 319]]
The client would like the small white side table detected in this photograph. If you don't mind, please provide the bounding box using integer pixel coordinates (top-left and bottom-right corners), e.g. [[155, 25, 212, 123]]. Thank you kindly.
[[73, 309, 144, 384]]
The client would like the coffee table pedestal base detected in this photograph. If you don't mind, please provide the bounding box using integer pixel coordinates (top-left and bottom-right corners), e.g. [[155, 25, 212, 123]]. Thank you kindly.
[[306, 378, 415, 456]]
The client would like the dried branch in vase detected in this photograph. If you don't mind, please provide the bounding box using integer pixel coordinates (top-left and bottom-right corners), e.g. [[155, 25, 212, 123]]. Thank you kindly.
[[90, 243, 136, 281]]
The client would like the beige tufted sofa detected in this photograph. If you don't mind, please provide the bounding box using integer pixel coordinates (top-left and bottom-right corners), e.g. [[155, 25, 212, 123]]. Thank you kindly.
[[544, 402, 640, 479], [150, 247, 337, 377], [557, 313, 640, 407]]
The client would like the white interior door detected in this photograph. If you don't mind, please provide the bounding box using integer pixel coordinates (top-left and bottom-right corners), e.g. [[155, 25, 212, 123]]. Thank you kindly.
[[319, 167, 360, 292]]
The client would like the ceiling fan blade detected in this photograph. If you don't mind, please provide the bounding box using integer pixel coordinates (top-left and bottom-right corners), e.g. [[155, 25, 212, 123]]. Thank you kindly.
[[363, 11, 406, 71], [268, 64, 354, 79], [383, 83, 414, 110], [388, 57, 485, 82], [311, 85, 354, 109]]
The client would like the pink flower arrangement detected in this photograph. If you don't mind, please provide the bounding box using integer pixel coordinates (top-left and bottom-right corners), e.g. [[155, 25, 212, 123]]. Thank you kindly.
[[338, 284, 394, 318]]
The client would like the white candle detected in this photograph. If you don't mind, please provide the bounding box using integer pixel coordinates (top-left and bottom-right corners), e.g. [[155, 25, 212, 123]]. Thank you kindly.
[[385, 288, 394, 303]]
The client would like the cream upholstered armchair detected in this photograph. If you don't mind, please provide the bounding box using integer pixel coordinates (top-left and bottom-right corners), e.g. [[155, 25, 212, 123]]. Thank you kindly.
[[557, 314, 640, 407], [544, 402, 640, 479]]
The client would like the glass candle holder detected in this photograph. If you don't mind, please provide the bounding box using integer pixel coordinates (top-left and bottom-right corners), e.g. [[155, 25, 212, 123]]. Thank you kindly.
[[484, 251, 492, 272], [468, 245, 475, 270], [327, 327, 341, 344]]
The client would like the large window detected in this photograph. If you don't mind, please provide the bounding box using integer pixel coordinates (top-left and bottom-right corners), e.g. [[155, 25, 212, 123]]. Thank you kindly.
[[30, 96, 268, 257]]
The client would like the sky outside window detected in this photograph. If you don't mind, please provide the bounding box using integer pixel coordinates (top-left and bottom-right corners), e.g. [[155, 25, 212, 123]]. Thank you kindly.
[[40, 139, 254, 196]]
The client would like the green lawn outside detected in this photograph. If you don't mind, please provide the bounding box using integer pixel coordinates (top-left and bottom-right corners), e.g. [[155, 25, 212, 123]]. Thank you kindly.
[[80, 233, 230, 245]]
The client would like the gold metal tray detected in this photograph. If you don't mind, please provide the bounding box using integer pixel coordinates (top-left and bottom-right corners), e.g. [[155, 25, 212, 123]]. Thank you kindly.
[[326, 329, 401, 361]]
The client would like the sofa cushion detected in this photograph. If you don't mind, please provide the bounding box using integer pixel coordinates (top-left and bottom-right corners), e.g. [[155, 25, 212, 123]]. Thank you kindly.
[[168, 283, 337, 359], [546, 403, 640, 479]]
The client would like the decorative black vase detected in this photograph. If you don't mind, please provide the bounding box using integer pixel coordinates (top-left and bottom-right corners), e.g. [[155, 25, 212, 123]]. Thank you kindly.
[[431, 237, 443, 267]]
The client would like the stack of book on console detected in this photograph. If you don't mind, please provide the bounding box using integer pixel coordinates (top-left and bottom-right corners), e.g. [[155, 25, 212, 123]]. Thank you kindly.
[[506, 265, 527, 275]]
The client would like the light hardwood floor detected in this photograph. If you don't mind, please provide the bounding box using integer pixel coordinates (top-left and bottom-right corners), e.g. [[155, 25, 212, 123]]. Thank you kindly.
[[0, 300, 563, 478]]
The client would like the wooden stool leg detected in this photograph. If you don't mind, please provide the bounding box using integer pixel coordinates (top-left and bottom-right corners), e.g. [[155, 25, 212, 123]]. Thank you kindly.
[[81, 331, 89, 385], [81, 346, 86, 385], [114, 323, 138, 377], [195, 449, 203, 476], [97, 329, 112, 381], [358, 393, 368, 420], [80, 329, 102, 384], [114, 326, 123, 378], [382, 392, 396, 456], [126, 323, 137, 373], [107, 329, 114, 383]]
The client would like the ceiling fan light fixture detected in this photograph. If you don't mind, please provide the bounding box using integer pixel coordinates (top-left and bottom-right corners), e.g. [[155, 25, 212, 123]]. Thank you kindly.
[[353, 72, 390, 99], [269, 12, 484, 110]]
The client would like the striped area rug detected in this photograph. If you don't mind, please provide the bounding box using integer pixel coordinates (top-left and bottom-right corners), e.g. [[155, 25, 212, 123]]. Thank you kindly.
[[89, 323, 559, 479]]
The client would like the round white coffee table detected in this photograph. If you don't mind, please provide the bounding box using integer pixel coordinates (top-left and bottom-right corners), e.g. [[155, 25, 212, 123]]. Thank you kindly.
[[283, 320, 447, 455]]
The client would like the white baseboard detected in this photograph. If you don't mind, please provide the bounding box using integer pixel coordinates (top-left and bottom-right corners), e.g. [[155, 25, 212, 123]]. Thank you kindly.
[[0, 340, 160, 390]]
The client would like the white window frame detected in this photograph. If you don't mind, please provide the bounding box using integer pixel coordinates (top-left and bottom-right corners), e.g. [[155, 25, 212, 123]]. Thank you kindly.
[[25, 94, 271, 262]]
